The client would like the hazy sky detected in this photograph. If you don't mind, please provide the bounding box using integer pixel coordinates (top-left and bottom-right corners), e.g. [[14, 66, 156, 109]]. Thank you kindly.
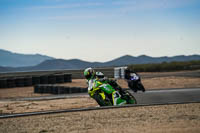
[[0, 0, 200, 62]]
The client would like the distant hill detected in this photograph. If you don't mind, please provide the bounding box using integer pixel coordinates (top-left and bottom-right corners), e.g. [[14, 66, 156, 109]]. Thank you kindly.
[[0, 52, 200, 72], [29, 54, 200, 70], [0, 49, 54, 67], [0, 66, 14, 73], [32, 59, 99, 70], [103, 54, 200, 66]]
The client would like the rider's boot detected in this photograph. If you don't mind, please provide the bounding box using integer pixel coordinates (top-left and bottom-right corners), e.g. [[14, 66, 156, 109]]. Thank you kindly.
[[112, 91, 126, 105]]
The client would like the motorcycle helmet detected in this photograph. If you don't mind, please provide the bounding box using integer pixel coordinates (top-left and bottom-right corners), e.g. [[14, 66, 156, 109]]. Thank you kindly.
[[96, 71, 104, 79], [84, 67, 95, 80]]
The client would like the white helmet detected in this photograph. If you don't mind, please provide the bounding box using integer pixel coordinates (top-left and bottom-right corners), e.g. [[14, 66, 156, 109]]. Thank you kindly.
[[96, 71, 104, 79]]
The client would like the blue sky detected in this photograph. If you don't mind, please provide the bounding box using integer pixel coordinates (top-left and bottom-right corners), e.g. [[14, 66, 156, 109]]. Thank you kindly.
[[0, 0, 200, 62]]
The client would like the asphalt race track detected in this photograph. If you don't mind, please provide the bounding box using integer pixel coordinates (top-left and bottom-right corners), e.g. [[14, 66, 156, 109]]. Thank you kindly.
[[11, 88, 200, 104], [134, 88, 200, 104], [1, 88, 200, 119]]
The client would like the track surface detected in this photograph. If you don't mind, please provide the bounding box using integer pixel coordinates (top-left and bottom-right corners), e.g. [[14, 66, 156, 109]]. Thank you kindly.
[[135, 88, 200, 104], [1, 88, 200, 119], [8, 88, 200, 104]]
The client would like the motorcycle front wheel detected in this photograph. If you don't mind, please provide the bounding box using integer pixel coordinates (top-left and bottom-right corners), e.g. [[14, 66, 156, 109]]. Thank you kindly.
[[93, 93, 113, 106]]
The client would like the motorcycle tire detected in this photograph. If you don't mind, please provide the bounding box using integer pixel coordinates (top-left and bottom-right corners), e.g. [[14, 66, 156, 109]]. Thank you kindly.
[[123, 90, 137, 104], [128, 80, 138, 92], [93, 93, 112, 106], [137, 82, 145, 92]]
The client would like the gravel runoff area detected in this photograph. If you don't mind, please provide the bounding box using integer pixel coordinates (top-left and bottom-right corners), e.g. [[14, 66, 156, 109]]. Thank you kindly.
[[0, 103, 200, 133], [0, 97, 98, 114]]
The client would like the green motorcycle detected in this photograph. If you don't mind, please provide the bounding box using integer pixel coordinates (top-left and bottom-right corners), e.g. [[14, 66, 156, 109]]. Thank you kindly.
[[88, 79, 137, 106]]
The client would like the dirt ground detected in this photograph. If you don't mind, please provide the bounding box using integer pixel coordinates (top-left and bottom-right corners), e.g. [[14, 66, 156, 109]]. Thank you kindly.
[[0, 103, 200, 133], [0, 71, 200, 133], [0, 76, 200, 99], [0, 97, 97, 114]]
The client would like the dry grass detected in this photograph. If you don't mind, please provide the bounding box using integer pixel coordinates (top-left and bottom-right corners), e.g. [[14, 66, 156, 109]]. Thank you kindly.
[[0, 103, 200, 133]]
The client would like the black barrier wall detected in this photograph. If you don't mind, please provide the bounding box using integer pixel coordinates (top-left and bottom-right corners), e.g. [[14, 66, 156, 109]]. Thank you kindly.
[[34, 84, 87, 94], [55, 74, 64, 83], [0, 68, 114, 79], [32, 76, 40, 85], [48, 75, 56, 84], [0, 79, 7, 88], [0, 74, 72, 89], [15, 77, 24, 87], [7, 78, 16, 88]]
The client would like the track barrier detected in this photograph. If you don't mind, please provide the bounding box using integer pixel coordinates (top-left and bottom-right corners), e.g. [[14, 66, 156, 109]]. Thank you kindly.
[[32, 76, 40, 85], [48, 75, 56, 84], [15, 77, 24, 87], [55, 74, 65, 83], [34, 84, 87, 94], [0, 74, 72, 89], [0, 79, 7, 88], [24, 77, 32, 87], [7, 78, 16, 88]]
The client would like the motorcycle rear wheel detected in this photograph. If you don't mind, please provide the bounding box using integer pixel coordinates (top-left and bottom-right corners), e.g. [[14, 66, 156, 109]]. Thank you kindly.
[[137, 82, 145, 92], [123, 90, 137, 104]]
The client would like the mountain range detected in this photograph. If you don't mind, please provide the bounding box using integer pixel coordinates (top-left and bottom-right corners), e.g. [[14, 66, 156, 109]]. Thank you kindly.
[[0, 49, 54, 67], [0, 49, 200, 72]]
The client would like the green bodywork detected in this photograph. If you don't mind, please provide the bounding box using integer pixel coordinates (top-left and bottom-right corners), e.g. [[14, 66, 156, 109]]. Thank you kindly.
[[88, 79, 127, 106]]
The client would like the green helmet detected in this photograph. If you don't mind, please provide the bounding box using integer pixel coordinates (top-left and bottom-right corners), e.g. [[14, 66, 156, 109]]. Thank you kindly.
[[84, 67, 95, 80]]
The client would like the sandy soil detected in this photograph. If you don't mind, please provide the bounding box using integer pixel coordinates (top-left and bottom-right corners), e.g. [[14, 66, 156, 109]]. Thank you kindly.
[[0, 103, 200, 133], [0, 97, 97, 114], [0, 76, 200, 99]]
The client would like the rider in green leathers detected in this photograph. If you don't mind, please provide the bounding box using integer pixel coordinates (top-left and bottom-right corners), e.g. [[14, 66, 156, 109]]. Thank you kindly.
[[84, 67, 127, 106]]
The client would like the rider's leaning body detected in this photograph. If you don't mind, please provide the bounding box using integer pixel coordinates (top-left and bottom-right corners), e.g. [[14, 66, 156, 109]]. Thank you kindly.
[[84, 68, 126, 106]]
